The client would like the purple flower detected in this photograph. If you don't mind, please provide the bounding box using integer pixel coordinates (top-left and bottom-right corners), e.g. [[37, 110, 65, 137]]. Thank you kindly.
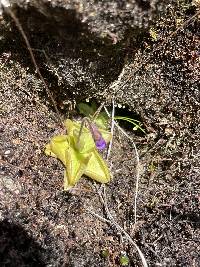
[[95, 138, 107, 150], [88, 123, 107, 150]]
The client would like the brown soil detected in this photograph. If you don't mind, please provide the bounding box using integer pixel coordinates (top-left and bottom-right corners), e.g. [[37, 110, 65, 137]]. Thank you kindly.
[[0, 1, 200, 267]]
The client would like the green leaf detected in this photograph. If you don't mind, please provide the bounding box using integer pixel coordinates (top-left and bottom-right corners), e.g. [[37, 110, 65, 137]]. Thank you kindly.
[[77, 102, 95, 117], [91, 101, 97, 112], [101, 248, 109, 258], [114, 116, 145, 133], [45, 135, 69, 165], [64, 119, 95, 153], [45, 119, 111, 190], [77, 102, 109, 130], [120, 255, 129, 266], [94, 113, 109, 129]]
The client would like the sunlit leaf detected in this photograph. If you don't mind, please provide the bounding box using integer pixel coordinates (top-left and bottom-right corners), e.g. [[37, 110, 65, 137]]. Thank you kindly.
[[45, 119, 111, 190]]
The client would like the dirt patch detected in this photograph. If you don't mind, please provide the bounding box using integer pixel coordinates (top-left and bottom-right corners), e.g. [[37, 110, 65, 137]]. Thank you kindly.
[[0, 1, 200, 267]]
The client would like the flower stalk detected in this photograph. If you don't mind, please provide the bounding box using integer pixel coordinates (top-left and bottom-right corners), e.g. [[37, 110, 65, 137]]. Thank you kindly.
[[77, 118, 106, 151]]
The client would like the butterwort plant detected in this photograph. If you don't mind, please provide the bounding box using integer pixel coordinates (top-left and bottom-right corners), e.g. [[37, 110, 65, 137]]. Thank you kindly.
[[45, 118, 112, 190], [78, 102, 145, 134]]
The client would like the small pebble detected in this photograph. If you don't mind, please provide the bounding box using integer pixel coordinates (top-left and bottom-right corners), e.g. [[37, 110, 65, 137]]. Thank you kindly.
[[4, 150, 11, 155]]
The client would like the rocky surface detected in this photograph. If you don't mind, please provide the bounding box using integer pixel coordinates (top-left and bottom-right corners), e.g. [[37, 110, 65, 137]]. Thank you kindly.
[[0, 0, 199, 266]]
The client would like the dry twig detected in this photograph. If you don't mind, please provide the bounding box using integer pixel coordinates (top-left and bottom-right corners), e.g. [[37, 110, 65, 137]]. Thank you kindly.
[[87, 184, 148, 267], [4, 5, 63, 127], [106, 99, 115, 160], [104, 106, 140, 224], [87, 103, 147, 266]]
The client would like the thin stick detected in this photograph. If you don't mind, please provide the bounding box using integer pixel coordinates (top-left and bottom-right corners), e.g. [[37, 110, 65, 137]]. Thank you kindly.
[[92, 184, 148, 267], [116, 124, 140, 225], [76, 117, 93, 149], [76, 116, 103, 149], [106, 99, 115, 160], [88, 103, 146, 265], [88, 210, 148, 267], [104, 106, 140, 224], [76, 117, 87, 148], [92, 102, 105, 119], [85, 102, 142, 261], [117, 123, 140, 224], [85, 207, 111, 224], [5, 6, 63, 127]]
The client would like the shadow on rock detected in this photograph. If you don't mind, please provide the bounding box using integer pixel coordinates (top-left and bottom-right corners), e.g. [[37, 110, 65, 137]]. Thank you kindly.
[[0, 220, 45, 267]]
